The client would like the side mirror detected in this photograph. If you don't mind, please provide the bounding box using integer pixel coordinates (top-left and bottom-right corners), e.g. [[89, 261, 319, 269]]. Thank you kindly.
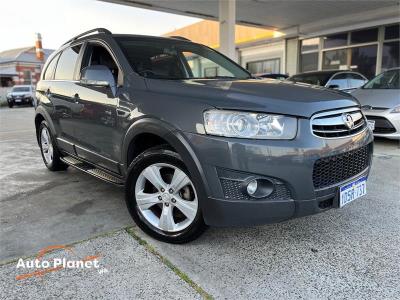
[[328, 84, 340, 89], [80, 65, 116, 94]]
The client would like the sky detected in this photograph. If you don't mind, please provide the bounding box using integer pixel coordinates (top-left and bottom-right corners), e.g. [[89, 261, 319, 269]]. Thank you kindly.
[[0, 0, 201, 52]]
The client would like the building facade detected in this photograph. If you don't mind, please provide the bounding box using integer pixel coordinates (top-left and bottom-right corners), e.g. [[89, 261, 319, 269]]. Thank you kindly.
[[165, 21, 399, 79], [0, 46, 53, 87]]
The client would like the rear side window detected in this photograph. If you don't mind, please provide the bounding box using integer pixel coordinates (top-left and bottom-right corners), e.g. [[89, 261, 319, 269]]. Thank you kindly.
[[43, 53, 60, 80], [54, 45, 82, 80]]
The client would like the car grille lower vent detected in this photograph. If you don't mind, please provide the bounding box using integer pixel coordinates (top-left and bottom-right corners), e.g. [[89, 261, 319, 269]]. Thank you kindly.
[[311, 109, 367, 138], [366, 116, 396, 134], [220, 178, 292, 201], [312, 144, 372, 189]]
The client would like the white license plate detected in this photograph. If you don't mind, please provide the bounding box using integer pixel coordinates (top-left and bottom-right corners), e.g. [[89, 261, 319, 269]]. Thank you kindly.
[[367, 120, 375, 131], [339, 176, 367, 207], [15, 99, 21, 103]]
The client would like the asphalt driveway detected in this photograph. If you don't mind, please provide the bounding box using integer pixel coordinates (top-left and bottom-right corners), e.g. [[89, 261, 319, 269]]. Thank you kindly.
[[1, 107, 399, 299]]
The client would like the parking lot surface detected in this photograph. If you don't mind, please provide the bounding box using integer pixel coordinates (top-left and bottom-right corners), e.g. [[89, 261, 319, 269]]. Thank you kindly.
[[1, 107, 399, 299]]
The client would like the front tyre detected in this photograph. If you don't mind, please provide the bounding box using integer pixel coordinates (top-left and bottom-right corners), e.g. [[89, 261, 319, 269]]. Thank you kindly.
[[39, 121, 68, 171], [125, 147, 207, 243]]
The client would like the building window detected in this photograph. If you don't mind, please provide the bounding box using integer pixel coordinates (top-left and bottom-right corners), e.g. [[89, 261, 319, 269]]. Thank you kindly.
[[323, 33, 348, 48], [300, 52, 318, 72], [300, 38, 319, 72], [385, 24, 400, 40], [23, 70, 32, 84], [350, 28, 378, 44], [382, 41, 399, 71], [246, 58, 280, 74], [382, 24, 400, 71], [0, 77, 13, 87], [204, 67, 218, 77], [301, 38, 319, 52], [322, 49, 348, 70], [350, 45, 377, 79]]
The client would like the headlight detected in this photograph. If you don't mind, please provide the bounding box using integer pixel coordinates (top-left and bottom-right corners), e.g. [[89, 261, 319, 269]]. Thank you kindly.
[[203, 110, 297, 139], [390, 106, 400, 113]]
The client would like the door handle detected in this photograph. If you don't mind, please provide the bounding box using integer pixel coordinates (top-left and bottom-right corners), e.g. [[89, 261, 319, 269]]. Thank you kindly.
[[73, 93, 80, 103]]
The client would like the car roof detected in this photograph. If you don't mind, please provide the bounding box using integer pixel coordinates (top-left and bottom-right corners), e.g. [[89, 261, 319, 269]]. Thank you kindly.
[[66, 33, 195, 48], [112, 34, 191, 42], [293, 70, 349, 77]]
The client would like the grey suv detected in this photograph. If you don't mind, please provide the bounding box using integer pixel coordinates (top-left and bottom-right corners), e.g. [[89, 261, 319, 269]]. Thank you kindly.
[[35, 29, 373, 243]]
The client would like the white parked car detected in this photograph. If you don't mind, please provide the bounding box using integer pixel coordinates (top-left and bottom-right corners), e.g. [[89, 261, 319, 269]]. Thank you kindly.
[[6, 85, 36, 108], [352, 68, 400, 140], [287, 70, 368, 92]]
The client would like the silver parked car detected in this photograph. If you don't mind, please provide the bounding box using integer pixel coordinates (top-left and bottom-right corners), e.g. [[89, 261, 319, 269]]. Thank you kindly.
[[352, 68, 400, 140], [288, 70, 368, 92]]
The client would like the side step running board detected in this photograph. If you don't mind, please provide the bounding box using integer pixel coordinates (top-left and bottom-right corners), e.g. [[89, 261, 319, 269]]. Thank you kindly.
[[61, 156, 124, 186]]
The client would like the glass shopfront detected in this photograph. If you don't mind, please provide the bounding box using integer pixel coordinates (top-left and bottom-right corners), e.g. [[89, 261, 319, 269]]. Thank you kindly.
[[246, 58, 281, 74], [300, 23, 400, 79]]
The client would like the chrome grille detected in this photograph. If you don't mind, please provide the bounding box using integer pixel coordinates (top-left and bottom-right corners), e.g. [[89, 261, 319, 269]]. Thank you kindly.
[[311, 108, 367, 138]]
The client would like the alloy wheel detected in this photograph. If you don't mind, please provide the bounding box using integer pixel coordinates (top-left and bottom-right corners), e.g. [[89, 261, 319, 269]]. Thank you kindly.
[[134, 163, 198, 232], [41, 127, 53, 165]]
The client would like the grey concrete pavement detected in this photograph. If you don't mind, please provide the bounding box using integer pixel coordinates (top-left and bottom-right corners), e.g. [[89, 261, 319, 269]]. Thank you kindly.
[[0, 230, 201, 300], [1, 106, 399, 299], [136, 152, 400, 300], [0, 107, 132, 261]]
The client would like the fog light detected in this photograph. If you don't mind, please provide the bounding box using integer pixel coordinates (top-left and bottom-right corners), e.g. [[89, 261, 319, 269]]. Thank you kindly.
[[246, 180, 258, 195]]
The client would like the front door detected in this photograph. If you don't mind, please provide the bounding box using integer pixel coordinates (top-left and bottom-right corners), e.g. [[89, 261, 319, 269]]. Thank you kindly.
[[71, 42, 122, 174]]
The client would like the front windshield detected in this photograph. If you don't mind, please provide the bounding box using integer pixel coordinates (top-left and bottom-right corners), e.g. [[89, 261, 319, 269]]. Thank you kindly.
[[116, 37, 251, 80], [288, 73, 332, 86], [12, 86, 30, 92], [363, 69, 399, 89]]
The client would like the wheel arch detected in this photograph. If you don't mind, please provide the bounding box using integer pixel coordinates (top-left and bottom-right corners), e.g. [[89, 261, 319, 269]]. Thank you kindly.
[[122, 118, 210, 197], [34, 107, 56, 146]]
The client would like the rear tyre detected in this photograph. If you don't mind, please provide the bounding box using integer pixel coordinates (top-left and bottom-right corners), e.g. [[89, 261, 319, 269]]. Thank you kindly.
[[39, 121, 69, 171], [125, 146, 207, 243]]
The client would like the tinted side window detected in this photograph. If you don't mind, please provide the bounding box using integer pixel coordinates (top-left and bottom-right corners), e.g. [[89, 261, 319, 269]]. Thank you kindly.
[[54, 45, 82, 80], [43, 53, 60, 80], [328, 73, 348, 89], [80, 44, 118, 82]]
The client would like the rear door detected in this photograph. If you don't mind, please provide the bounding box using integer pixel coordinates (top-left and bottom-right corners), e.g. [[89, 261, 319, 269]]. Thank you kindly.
[[70, 41, 122, 173], [51, 44, 84, 152]]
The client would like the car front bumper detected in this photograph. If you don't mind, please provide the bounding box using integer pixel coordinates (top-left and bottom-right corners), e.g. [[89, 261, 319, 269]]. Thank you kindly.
[[363, 109, 400, 140], [182, 118, 374, 226], [8, 96, 34, 105]]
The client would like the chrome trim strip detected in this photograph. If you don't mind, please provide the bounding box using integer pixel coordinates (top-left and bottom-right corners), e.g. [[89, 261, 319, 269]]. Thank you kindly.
[[310, 107, 368, 139], [313, 120, 365, 133], [312, 111, 363, 126]]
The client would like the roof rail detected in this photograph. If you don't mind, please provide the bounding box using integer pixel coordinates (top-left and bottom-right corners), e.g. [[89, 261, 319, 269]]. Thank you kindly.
[[169, 36, 191, 42], [62, 28, 112, 45]]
